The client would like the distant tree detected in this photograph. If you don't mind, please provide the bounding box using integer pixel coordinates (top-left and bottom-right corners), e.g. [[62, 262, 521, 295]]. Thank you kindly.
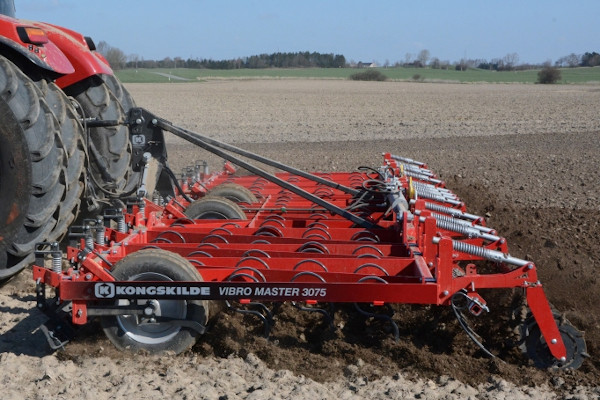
[[96, 40, 127, 69], [455, 58, 468, 71], [127, 53, 140, 70], [566, 53, 580, 67], [404, 53, 413, 65], [581, 52, 600, 67], [503, 52, 519, 70], [537, 66, 561, 84], [429, 57, 440, 69], [96, 40, 109, 55], [105, 47, 127, 69], [416, 49, 430, 68]]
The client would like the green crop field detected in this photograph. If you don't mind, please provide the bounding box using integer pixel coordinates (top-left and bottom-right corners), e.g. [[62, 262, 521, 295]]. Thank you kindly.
[[116, 66, 600, 84]]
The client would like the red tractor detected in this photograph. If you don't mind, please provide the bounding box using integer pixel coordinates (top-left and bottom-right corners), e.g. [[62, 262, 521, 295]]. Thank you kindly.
[[0, 0, 137, 280]]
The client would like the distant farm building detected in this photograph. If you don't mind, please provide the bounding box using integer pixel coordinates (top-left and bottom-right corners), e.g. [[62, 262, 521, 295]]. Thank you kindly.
[[356, 61, 377, 68]]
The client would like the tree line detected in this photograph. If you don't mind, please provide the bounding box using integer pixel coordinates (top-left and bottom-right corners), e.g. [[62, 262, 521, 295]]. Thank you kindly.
[[96, 41, 599, 71], [97, 42, 345, 70]]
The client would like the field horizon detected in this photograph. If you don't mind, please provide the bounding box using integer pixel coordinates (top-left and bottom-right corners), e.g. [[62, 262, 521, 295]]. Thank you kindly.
[[115, 65, 600, 85]]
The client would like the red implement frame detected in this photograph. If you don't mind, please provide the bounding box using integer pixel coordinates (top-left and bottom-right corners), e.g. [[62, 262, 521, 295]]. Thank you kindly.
[[33, 153, 568, 363]]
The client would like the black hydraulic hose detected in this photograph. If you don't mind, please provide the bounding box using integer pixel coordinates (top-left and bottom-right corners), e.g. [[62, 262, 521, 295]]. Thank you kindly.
[[163, 163, 193, 204]]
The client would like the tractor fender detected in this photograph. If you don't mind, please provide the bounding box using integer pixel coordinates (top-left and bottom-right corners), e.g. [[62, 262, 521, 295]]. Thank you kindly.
[[30, 22, 113, 88], [0, 16, 74, 74]]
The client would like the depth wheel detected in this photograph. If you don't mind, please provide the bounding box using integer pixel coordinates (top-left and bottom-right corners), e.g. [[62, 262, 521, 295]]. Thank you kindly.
[[185, 197, 247, 220], [207, 183, 258, 204], [101, 249, 209, 354], [522, 314, 587, 369]]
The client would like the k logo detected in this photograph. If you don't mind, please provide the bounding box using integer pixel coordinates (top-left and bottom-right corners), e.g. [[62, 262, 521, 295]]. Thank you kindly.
[[132, 135, 145, 146], [95, 282, 115, 298]]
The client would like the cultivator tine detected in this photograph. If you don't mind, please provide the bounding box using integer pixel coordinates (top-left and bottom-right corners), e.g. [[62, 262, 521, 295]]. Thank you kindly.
[[353, 302, 400, 342], [292, 302, 336, 330], [226, 301, 275, 337]]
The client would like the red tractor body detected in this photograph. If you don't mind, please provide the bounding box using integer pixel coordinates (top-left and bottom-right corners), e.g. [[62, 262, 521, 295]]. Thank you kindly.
[[0, 13, 112, 85]]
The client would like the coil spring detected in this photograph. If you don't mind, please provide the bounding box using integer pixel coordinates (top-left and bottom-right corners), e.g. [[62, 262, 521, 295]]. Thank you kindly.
[[85, 235, 94, 251], [451, 240, 492, 259], [117, 215, 127, 233], [430, 212, 494, 234], [437, 219, 484, 238], [52, 252, 62, 274], [425, 202, 469, 218], [96, 224, 106, 246]]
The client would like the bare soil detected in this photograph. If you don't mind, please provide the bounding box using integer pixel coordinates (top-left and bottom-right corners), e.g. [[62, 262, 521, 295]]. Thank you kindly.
[[1, 80, 599, 399]]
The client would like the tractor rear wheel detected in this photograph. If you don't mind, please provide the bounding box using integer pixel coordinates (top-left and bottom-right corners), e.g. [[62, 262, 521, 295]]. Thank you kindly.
[[0, 55, 66, 279], [64, 75, 132, 203], [0, 97, 30, 278], [100, 74, 141, 193], [101, 249, 210, 354], [34, 79, 85, 241]]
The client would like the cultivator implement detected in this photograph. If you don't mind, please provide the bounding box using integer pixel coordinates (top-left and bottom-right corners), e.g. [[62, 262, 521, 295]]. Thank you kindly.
[[33, 109, 587, 369]]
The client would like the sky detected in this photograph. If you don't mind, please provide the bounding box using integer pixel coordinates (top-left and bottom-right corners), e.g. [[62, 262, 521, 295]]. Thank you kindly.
[[15, 0, 600, 65]]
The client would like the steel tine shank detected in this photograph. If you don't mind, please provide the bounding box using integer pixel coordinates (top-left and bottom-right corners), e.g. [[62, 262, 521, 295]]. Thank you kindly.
[[151, 114, 379, 229]]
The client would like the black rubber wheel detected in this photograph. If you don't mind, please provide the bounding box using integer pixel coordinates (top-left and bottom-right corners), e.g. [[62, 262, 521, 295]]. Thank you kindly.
[[0, 55, 66, 278], [184, 197, 247, 220], [100, 74, 141, 194], [0, 97, 30, 278], [101, 249, 209, 354], [523, 314, 587, 369], [34, 79, 85, 241], [207, 183, 258, 204], [64, 75, 132, 198]]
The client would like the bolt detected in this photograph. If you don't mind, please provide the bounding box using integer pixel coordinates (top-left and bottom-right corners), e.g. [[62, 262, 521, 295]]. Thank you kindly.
[[151, 119, 158, 125], [527, 264, 534, 270], [135, 118, 142, 125], [560, 357, 566, 363], [85, 274, 92, 280], [428, 262, 433, 267], [37, 303, 44, 308], [144, 307, 154, 316], [442, 290, 449, 296], [76, 309, 82, 317], [551, 338, 558, 344]]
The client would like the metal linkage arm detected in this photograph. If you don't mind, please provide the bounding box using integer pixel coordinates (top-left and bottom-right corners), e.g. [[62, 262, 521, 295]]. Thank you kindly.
[[150, 113, 379, 229], [148, 111, 359, 196]]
